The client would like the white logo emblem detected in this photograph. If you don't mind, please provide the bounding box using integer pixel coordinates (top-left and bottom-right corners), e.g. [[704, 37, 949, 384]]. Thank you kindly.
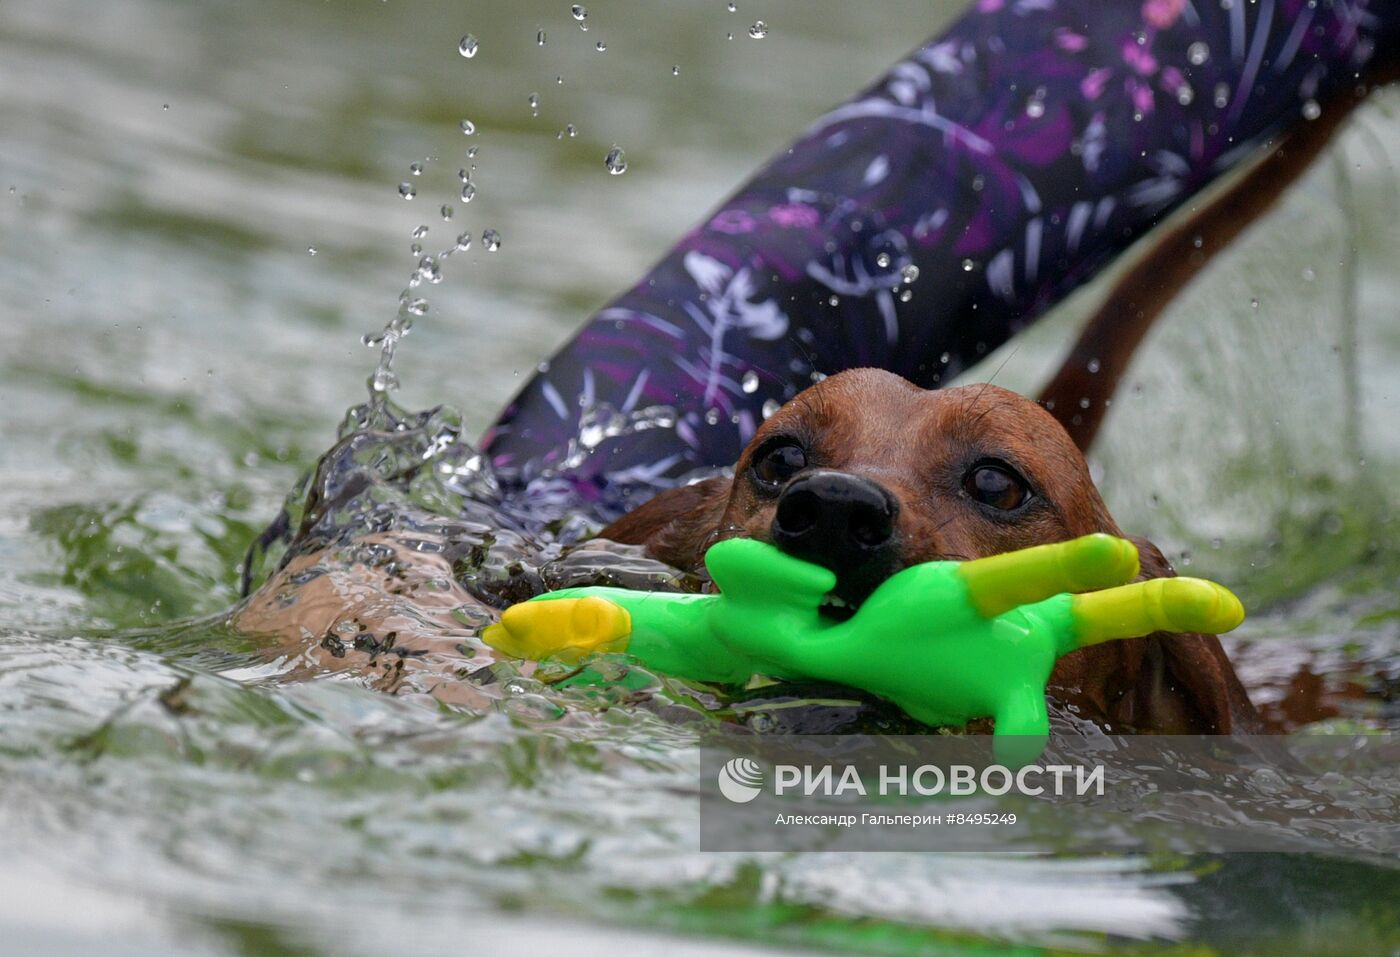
[[717, 757, 765, 803]]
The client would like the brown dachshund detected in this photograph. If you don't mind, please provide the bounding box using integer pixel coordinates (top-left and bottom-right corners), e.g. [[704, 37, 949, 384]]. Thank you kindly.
[[601, 368, 1260, 735]]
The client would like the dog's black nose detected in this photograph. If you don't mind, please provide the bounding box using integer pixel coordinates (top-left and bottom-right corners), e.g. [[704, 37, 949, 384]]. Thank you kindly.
[[771, 471, 899, 585]]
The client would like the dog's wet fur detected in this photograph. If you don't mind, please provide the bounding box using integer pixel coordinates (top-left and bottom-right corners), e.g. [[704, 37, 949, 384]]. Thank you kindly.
[[601, 370, 1259, 734]]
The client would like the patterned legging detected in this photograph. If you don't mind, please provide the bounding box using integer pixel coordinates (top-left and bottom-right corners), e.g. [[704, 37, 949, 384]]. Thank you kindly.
[[481, 0, 1395, 525]]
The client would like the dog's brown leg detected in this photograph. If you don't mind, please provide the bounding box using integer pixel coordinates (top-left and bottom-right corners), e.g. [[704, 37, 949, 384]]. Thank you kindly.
[[1039, 80, 1388, 451]]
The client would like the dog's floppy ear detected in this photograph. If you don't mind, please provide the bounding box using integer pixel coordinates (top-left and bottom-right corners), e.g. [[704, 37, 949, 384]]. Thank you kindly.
[[598, 476, 731, 572], [1113, 537, 1261, 733]]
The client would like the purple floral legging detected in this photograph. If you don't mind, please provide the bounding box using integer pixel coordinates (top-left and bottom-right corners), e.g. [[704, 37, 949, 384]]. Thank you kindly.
[[481, 0, 1395, 525]]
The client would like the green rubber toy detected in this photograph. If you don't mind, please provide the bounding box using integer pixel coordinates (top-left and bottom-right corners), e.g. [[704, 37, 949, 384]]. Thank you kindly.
[[482, 534, 1245, 763]]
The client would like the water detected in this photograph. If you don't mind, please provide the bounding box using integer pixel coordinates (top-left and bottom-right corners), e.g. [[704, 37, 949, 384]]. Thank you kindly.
[[3, 1, 1400, 955], [605, 146, 628, 176]]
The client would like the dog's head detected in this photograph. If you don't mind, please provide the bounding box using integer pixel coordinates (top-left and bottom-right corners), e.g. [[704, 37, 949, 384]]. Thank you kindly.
[[600, 368, 1257, 733], [713, 369, 1119, 614], [607, 369, 1118, 609]]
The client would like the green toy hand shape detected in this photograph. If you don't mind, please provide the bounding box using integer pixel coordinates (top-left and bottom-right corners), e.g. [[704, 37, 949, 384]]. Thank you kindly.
[[482, 534, 1245, 763]]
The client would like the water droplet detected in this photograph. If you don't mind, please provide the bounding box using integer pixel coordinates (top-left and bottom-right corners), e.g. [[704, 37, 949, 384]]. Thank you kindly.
[[726, 2, 736, 11], [307, 246, 317, 256], [460, 181, 477, 203], [1213, 83, 1229, 109], [556, 75, 564, 84], [1301, 266, 1316, 282], [704, 408, 721, 426], [741, 370, 760, 393], [748, 20, 767, 38], [726, 32, 734, 40], [605, 146, 628, 175], [671, 65, 680, 76], [1176, 84, 1194, 106], [1250, 298, 1259, 309], [537, 29, 547, 45], [1087, 358, 1101, 373], [875, 252, 891, 269], [460, 118, 476, 135], [482, 228, 502, 251], [961, 258, 974, 272], [456, 232, 472, 250], [898, 288, 913, 302], [828, 295, 840, 306], [371, 368, 400, 392], [901, 264, 920, 283], [467, 146, 479, 158], [458, 34, 479, 58], [1302, 99, 1321, 120], [761, 398, 780, 419], [970, 174, 985, 191], [571, 4, 587, 22], [405, 298, 429, 316], [1187, 41, 1209, 65], [398, 182, 416, 199], [1026, 89, 1046, 118], [440, 204, 454, 220], [411, 224, 429, 239], [409, 161, 424, 176], [528, 92, 540, 116], [595, 40, 607, 52], [162, 103, 169, 111], [417, 255, 443, 283], [409, 242, 422, 256]]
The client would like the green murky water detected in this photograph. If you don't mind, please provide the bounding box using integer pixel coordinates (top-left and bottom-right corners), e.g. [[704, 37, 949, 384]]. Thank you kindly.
[[3, 2, 1399, 955]]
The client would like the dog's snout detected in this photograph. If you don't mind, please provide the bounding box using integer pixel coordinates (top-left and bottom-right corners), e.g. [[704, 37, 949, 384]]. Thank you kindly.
[[771, 471, 898, 578]]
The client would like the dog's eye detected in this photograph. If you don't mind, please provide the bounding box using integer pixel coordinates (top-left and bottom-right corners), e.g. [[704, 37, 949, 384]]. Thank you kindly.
[[963, 462, 1029, 511], [752, 442, 808, 487]]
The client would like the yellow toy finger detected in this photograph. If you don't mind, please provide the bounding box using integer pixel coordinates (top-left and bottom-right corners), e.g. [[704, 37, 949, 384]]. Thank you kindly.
[[1070, 577, 1245, 647], [482, 596, 633, 663], [958, 533, 1141, 618]]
